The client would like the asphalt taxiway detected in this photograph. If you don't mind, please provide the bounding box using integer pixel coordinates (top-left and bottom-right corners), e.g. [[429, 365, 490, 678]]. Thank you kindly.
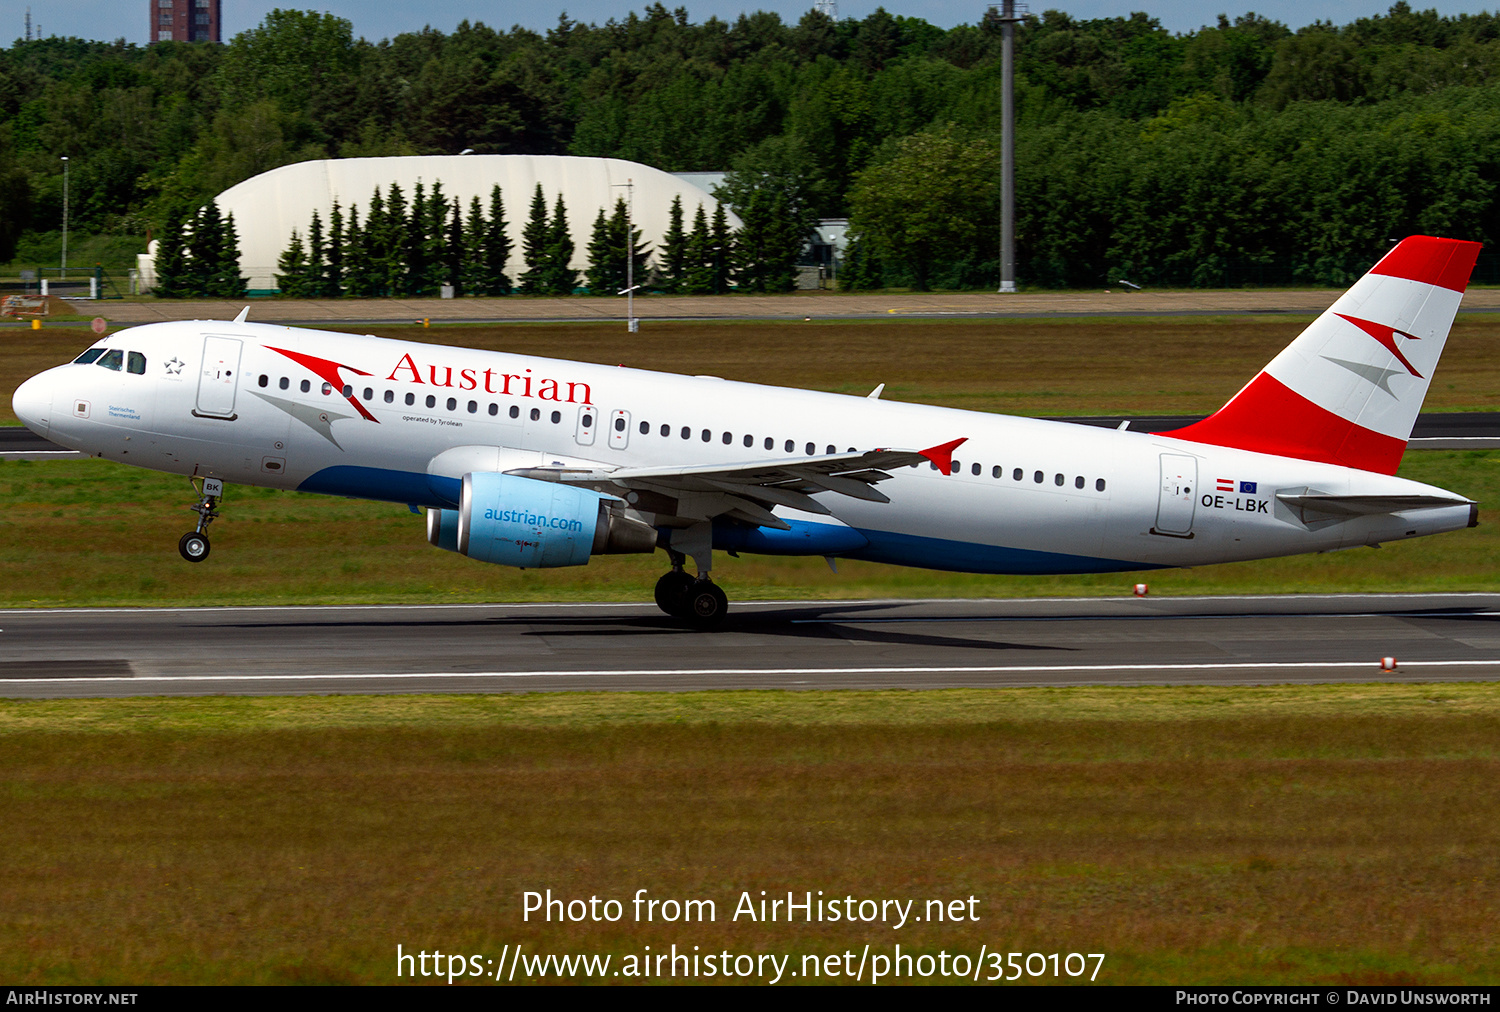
[[2, 594, 1499, 698]]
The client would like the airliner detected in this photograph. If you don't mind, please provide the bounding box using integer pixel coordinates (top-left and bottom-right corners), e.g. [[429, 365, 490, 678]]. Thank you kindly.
[[10, 235, 1482, 627]]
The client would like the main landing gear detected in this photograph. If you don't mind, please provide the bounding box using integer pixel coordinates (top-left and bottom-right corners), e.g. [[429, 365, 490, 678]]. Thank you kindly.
[[179, 476, 224, 563], [654, 534, 729, 629]]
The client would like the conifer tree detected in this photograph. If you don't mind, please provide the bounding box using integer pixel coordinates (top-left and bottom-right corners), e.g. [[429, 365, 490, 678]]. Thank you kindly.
[[217, 212, 249, 299], [343, 203, 371, 297], [426, 182, 450, 294], [306, 209, 327, 298], [684, 204, 713, 294], [383, 182, 407, 297], [461, 195, 486, 296], [546, 194, 577, 295], [710, 202, 735, 294], [153, 206, 191, 299], [482, 185, 512, 295], [276, 230, 308, 297], [659, 194, 687, 293], [444, 198, 464, 294], [585, 207, 617, 294], [326, 201, 345, 298], [406, 180, 428, 297], [189, 201, 225, 297], [519, 184, 550, 295]]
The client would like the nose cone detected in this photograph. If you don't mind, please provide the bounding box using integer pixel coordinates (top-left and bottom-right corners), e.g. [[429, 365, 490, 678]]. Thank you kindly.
[[12, 372, 52, 437]]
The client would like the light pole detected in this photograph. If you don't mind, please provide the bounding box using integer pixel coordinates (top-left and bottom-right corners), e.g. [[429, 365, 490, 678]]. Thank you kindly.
[[992, 0, 1025, 293], [612, 179, 638, 333], [60, 156, 69, 279]]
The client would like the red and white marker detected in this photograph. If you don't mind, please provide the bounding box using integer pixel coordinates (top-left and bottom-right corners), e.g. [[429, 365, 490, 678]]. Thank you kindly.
[[1381, 656, 1398, 671], [1133, 583, 1149, 597]]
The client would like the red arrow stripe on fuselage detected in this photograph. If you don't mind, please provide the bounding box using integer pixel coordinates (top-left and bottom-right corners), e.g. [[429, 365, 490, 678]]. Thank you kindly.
[[265, 346, 379, 422]]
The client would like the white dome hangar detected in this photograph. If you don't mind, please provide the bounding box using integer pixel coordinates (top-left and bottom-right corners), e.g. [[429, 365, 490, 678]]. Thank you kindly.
[[150, 155, 738, 294]]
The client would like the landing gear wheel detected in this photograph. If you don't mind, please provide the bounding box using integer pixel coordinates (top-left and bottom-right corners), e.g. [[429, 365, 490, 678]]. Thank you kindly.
[[685, 580, 728, 629], [654, 570, 695, 617], [178, 531, 211, 562]]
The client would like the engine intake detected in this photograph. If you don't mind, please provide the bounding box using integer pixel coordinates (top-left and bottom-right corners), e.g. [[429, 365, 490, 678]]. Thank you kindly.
[[426, 472, 655, 568]]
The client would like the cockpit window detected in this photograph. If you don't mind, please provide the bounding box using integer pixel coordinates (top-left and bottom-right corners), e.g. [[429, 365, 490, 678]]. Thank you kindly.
[[96, 349, 124, 372], [73, 348, 106, 365], [127, 352, 146, 375]]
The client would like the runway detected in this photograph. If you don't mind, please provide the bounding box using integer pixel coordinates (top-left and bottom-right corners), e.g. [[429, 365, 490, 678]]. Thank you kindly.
[[3, 594, 1500, 698]]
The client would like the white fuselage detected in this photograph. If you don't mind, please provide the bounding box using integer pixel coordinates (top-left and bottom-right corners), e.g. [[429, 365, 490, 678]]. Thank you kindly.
[[13, 320, 1475, 575]]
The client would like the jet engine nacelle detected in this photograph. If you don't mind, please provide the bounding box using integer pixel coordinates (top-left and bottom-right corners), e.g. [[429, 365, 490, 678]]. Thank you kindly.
[[426, 472, 656, 568]]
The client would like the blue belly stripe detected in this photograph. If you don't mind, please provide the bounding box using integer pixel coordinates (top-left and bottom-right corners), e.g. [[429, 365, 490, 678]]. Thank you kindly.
[[298, 466, 461, 508]]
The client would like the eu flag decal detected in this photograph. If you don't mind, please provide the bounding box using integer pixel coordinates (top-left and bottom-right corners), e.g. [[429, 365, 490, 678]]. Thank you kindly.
[[1240, 481, 1257, 494]]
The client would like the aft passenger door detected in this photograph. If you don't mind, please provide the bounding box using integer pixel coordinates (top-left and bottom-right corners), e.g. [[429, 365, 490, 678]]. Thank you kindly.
[[1155, 453, 1197, 537]]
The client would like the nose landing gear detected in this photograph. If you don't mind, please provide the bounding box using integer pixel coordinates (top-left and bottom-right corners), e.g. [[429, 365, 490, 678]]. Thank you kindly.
[[179, 476, 223, 563]]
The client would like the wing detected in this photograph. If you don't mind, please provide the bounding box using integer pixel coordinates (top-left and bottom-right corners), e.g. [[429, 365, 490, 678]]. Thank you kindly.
[[506, 438, 967, 530]]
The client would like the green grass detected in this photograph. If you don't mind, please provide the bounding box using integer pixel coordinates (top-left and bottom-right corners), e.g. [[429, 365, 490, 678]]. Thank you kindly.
[[0, 450, 1494, 608], [1, 687, 1497, 984]]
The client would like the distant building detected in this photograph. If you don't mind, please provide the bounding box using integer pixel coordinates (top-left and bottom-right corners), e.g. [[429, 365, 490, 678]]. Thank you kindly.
[[151, 0, 220, 43], [138, 154, 739, 293]]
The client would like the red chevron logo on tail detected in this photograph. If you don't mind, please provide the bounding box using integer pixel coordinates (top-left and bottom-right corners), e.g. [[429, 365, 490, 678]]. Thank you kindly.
[[1334, 313, 1423, 378]]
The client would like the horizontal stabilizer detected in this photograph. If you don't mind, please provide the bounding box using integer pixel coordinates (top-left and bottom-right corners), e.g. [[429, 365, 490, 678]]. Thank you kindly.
[[1277, 492, 1473, 517]]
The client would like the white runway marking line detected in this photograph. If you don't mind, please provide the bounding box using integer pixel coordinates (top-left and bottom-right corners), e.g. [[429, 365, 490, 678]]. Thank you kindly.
[[3, 659, 1500, 684]]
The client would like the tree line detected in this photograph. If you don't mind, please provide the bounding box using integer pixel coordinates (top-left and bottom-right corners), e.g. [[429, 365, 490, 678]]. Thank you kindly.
[[266, 183, 795, 298], [6, 3, 1500, 289]]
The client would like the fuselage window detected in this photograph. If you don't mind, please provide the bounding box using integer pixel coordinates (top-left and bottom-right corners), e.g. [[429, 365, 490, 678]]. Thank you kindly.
[[722, 432, 732, 444], [530, 408, 540, 421], [972, 462, 981, 476], [301, 380, 311, 393], [128, 353, 147, 375], [616, 417, 627, 432], [426, 395, 437, 408], [551, 410, 561, 423], [257, 374, 268, 388], [279, 377, 289, 390], [701, 429, 711, 442], [363, 387, 374, 400], [488, 403, 498, 416], [743, 434, 753, 448], [951, 460, 960, 473], [661, 424, 671, 437], [639, 420, 649, 435], [406, 393, 416, 406], [681, 426, 691, 439], [1074, 475, 1084, 489], [322, 382, 333, 396], [785, 440, 794, 452], [96, 349, 124, 371], [992, 465, 1001, 478], [1096, 478, 1107, 491], [1054, 473, 1064, 486], [805, 442, 815, 455], [73, 348, 105, 365], [826, 444, 835, 454], [509, 405, 519, 418], [342, 384, 353, 398], [1013, 468, 1022, 481], [445, 397, 456, 411], [930, 462, 938, 470], [1033, 470, 1043, 483], [467, 400, 478, 414], [764, 437, 773, 450], [384, 390, 394, 404]]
